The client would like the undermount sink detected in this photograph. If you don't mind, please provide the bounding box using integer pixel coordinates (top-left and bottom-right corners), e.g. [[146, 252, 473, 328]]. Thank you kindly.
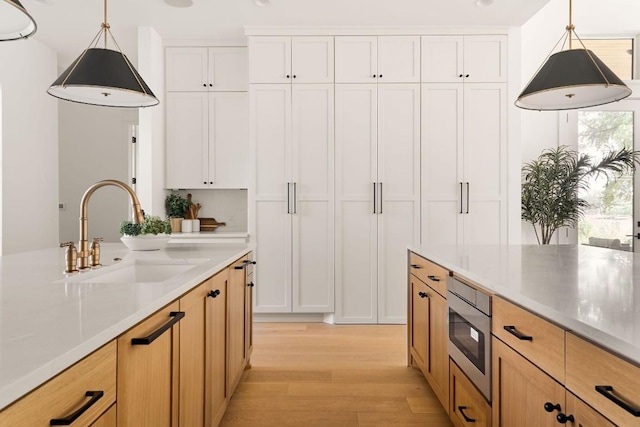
[[57, 258, 209, 284]]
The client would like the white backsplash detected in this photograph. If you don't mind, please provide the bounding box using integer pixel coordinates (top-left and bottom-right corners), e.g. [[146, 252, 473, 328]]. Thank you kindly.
[[168, 189, 247, 232]]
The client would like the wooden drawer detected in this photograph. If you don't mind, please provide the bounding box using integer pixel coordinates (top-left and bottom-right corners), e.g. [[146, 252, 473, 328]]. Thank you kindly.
[[565, 391, 616, 427], [450, 359, 491, 427], [0, 340, 117, 426], [566, 332, 640, 426], [492, 296, 565, 383], [409, 252, 448, 296]]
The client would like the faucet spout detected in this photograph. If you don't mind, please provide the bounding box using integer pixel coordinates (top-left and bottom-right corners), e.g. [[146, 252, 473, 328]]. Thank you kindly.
[[78, 179, 144, 270]]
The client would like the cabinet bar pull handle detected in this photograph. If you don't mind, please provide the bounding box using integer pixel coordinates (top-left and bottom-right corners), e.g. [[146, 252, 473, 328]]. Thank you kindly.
[[596, 385, 640, 416], [49, 390, 104, 425], [131, 311, 185, 345], [287, 183, 291, 214], [504, 325, 533, 341], [234, 260, 256, 270], [373, 182, 377, 214], [207, 289, 221, 298], [379, 182, 383, 214], [410, 264, 422, 269], [427, 275, 440, 282], [466, 182, 470, 214], [458, 406, 476, 423], [293, 182, 297, 214], [459, 182, 463, 214]]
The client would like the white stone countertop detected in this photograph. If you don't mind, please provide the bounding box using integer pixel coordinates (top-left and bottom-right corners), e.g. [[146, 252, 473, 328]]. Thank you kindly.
[[0, 242, 253, 411], [409, 244, 640, 366]]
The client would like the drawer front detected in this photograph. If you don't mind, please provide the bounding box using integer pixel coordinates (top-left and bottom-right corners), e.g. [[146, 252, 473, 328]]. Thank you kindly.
[[409, 252, 448, 296], [566, 332, 640, 426], [492, 296, 565, 383], [0, 340, 117, 426], [450, 359, 491, 427], [565, 392, 616, 427]]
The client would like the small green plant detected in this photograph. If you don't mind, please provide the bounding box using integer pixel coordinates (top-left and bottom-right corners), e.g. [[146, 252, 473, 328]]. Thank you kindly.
[[165, 193, 189, 218], [522, 146, 640, 244], [120, 216, 172, 236]]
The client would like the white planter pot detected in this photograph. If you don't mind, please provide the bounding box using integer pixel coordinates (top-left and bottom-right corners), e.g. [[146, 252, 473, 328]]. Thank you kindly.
[[120, 234, 171, 251]]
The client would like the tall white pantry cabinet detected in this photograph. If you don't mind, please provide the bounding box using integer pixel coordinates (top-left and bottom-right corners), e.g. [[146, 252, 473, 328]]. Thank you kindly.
[[248, 31, 508, 323]]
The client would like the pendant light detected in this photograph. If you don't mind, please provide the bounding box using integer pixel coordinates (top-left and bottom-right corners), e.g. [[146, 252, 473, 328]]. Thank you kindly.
[[47, 0, 159, 108], [515, 0, 632, 111], [0, 0, 37, 41]]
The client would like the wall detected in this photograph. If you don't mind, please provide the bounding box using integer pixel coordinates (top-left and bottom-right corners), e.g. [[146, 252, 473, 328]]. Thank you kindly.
[[0, 39, 59, 255], [58, 103, 137, 243], [519, 0, 566, 244]]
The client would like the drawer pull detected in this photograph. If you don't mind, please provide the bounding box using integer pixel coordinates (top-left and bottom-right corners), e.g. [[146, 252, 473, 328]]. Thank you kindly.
[[427, 275, 440, 282], [207, 289, 221, 298], [234, 260, 256, 270], [596, 385, 640, 416], [504, 325, 533, 341], [556, 413, 575, 424], [131, 311, 185, 345], [410, 264, 422, 269], [418, 291, 428, 299], [544, 402, 561, 413], [49, 390, 104, 425], [458, 406, 476, 423]]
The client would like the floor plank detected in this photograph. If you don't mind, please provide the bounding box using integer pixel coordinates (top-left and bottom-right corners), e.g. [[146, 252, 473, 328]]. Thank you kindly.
[[220, 323, 452, 427]]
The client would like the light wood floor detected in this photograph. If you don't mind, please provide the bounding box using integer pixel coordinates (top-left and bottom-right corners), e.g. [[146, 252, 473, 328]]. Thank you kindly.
[[220, 323, 452, 427]]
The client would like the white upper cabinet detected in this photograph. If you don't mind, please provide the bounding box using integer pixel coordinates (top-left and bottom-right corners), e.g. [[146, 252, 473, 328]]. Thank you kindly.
[[166, 47, 248, 91], [335, 36, 420, 83], [421, 35, 507, 83], [249, 36, 334, 83]]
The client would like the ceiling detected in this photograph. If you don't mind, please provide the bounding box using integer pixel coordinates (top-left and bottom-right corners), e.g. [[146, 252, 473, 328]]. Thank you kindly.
[[21, 0, 640, 68]]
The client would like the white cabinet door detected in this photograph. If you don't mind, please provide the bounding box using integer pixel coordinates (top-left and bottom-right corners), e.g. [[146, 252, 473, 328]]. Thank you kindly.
[[249, 37, 292, 83], [463, 35, 507, 83], [377, 36, 421, 83], [208, 92, 249, 188], [166, 47, 209, 92], [335, 37, 378, 83], [377, 84, 420, 324], [166, 92, 209, 189], [421, 36, 463, 83], [252, 84, 292, 312], [335, 84, 378, 323], [291, 37, 334, 83], [421, 83, 463, 245], [421, 35, 507, 83], [291, 85, 334, 312], [462, 83, 507, 244], [208, 47, 249, 91]]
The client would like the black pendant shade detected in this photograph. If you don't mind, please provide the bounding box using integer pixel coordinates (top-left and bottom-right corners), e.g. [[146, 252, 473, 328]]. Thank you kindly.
[[515, 49, 632, 111], [48, 48, 159, 108], [0, 0, 37, 41]]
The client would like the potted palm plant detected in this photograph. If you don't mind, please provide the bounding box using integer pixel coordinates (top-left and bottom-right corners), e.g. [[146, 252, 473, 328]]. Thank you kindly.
[[165, 193, 190, 232], [522, 145, 640, 244]]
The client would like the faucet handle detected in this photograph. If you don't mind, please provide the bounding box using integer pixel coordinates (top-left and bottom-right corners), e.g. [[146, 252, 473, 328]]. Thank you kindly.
[[60, 242, 79, 273], [90, 237, 103, 267]]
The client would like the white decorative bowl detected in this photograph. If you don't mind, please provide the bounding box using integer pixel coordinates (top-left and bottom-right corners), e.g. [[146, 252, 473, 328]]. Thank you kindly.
[[120, 234, 171, 251]]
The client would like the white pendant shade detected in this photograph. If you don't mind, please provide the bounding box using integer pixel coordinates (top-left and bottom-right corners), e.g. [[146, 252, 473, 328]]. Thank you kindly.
[[0, 0, 37, 41]]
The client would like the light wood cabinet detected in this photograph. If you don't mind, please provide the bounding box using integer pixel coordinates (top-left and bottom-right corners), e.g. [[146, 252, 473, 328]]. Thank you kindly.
[[166, 47, 248, 92], [335, 36, 420, 83], [0, 341, 116, 427], [492, 336, 565, 427], [228, 256, 250, 395], [450, 360, 491, 427], [117, 301, 181, 427], [565, 391, 617, 427], [335, 83, 420, 323], [492, 296, 565, 383], [179, 269, 230, 427], [249, 36, 334, 83], [409, 275, 430, 372], [91, 404, 117, 427], [252, 83, 334, 314], [166, 91, 249, 189], [421, 82, 507, 245], [421, 35, 507, 83]]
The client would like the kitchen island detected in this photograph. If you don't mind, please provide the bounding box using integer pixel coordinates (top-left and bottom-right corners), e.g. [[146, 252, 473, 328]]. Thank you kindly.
[[0, 242, 253, 414], [409, 244, 640, 427]]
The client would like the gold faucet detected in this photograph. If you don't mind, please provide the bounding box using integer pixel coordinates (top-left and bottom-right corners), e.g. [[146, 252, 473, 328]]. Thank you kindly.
[[77, 180, 144, 270]]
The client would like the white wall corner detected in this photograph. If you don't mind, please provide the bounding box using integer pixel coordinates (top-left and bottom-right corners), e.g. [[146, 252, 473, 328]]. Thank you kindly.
[[137, 26, 166, 217]]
